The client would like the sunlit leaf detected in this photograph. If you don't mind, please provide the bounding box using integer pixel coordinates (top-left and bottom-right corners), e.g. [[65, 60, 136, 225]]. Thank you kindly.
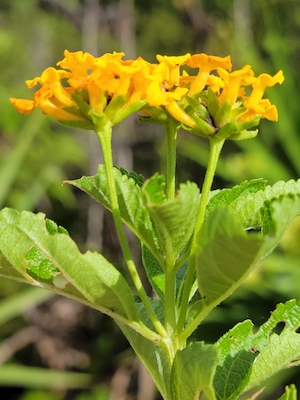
[[66, 165, 161, 261], [214, 300, 300, 398], [0, 208, 138, 322]]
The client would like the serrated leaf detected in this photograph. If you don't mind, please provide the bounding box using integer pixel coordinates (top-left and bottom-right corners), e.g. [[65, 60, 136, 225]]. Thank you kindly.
[[142, 173, 166, 204], [248, 329, 300, 391], [0, 208, 138, 322], [196, 207, 264, 309], [246, 299, 300, 391], [232, 178, 300, 229], [143, 178, 200, 266], [196, 188, 300, 323], [252, 193, 300, 268], [66, 165, 161, 262], [214, 300, 300, 398], [45, 218, 69, 235], [207, 179, 267, 216], [171, 342, 218, 400], [119, 167, 145, 187]]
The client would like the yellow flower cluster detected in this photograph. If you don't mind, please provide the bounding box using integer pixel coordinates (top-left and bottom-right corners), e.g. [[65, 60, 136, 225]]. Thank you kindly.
[[10, 50, 284, 136]]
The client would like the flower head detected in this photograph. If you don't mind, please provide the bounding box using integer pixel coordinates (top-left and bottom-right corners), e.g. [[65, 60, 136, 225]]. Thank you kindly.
[[10, 49, 284, 140]]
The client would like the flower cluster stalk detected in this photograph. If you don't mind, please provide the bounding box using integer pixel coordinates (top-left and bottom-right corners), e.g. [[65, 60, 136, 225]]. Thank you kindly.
[[95, 123, 167, 339], [177, 137, 225, 340]]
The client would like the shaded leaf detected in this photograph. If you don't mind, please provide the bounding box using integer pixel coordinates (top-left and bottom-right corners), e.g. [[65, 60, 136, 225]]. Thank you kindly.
[[171, 342, 218, 400], [143, 177, 199, 267], [142, 245, 165, 299], [195, 188, 300, 325], [196, 207, 263, 309], [118, 322, 171, 400]]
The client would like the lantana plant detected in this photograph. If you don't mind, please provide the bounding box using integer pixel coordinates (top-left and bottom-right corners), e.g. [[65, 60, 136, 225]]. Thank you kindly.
[[7, 50, 300, 399]]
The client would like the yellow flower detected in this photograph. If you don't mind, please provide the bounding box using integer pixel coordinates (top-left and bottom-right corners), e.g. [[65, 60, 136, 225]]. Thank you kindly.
[[10, 50, 146, 128], [186, 54, 232, 95], [10, 98, 35, 116], [216, 65, 255, 105], [32, 85, 84, 121], [10, 66, 85, 122], [156, 53, 191, 87], [56, 49, 95, 77], [10, 49, 284, 137], [238, 71, 284, 121]]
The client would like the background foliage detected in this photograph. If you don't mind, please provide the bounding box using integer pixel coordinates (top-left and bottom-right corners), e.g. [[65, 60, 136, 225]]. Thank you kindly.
[[1, 0, 300, 398]]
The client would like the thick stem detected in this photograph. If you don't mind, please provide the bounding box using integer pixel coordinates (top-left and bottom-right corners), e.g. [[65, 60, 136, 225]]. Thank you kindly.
[[95, 124, 167, 338], [177, 137, 225, 338]]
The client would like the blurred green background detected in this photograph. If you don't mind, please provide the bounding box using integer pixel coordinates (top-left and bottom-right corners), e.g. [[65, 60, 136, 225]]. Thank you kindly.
[[1, 0, 300, 399]]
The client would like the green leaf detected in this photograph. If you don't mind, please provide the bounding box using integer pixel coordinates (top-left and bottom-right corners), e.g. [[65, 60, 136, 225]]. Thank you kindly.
[[207, 179, 267, 216], [196, 185, 300, 323], [214, 300, 300, 398], [26, 246, 60, 284], [0, 208, 138, 322], [118, 322, 171, 400], [246, 299, 300, 391], [278, 385, 297, 400], [171, 342, 219, 400], [119, 167, 145, 187], [231, 178, 300, 229], [196, 207, 264, 310], [213, 320, 257, 400], [258, 193, 300, 260], [143, 177, 200, 267], [142, 245, 165, 299], [142, 172, 166, 204], [141, 245, 188, 300], [66, 165, 161, 262], [214, 351, 255, 400]]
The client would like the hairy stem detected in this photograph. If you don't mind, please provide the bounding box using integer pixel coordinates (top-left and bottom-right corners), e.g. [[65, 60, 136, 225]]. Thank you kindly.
[[95, 123, 167, 338], [177, 137, 225, 338]]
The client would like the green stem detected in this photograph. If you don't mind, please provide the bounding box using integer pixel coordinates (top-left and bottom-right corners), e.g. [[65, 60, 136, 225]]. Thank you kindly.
[[164, 121, 180, 200], [95, 124, 167, 338], [177, 137, 225, 338], [164, 256, 177, 334]]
